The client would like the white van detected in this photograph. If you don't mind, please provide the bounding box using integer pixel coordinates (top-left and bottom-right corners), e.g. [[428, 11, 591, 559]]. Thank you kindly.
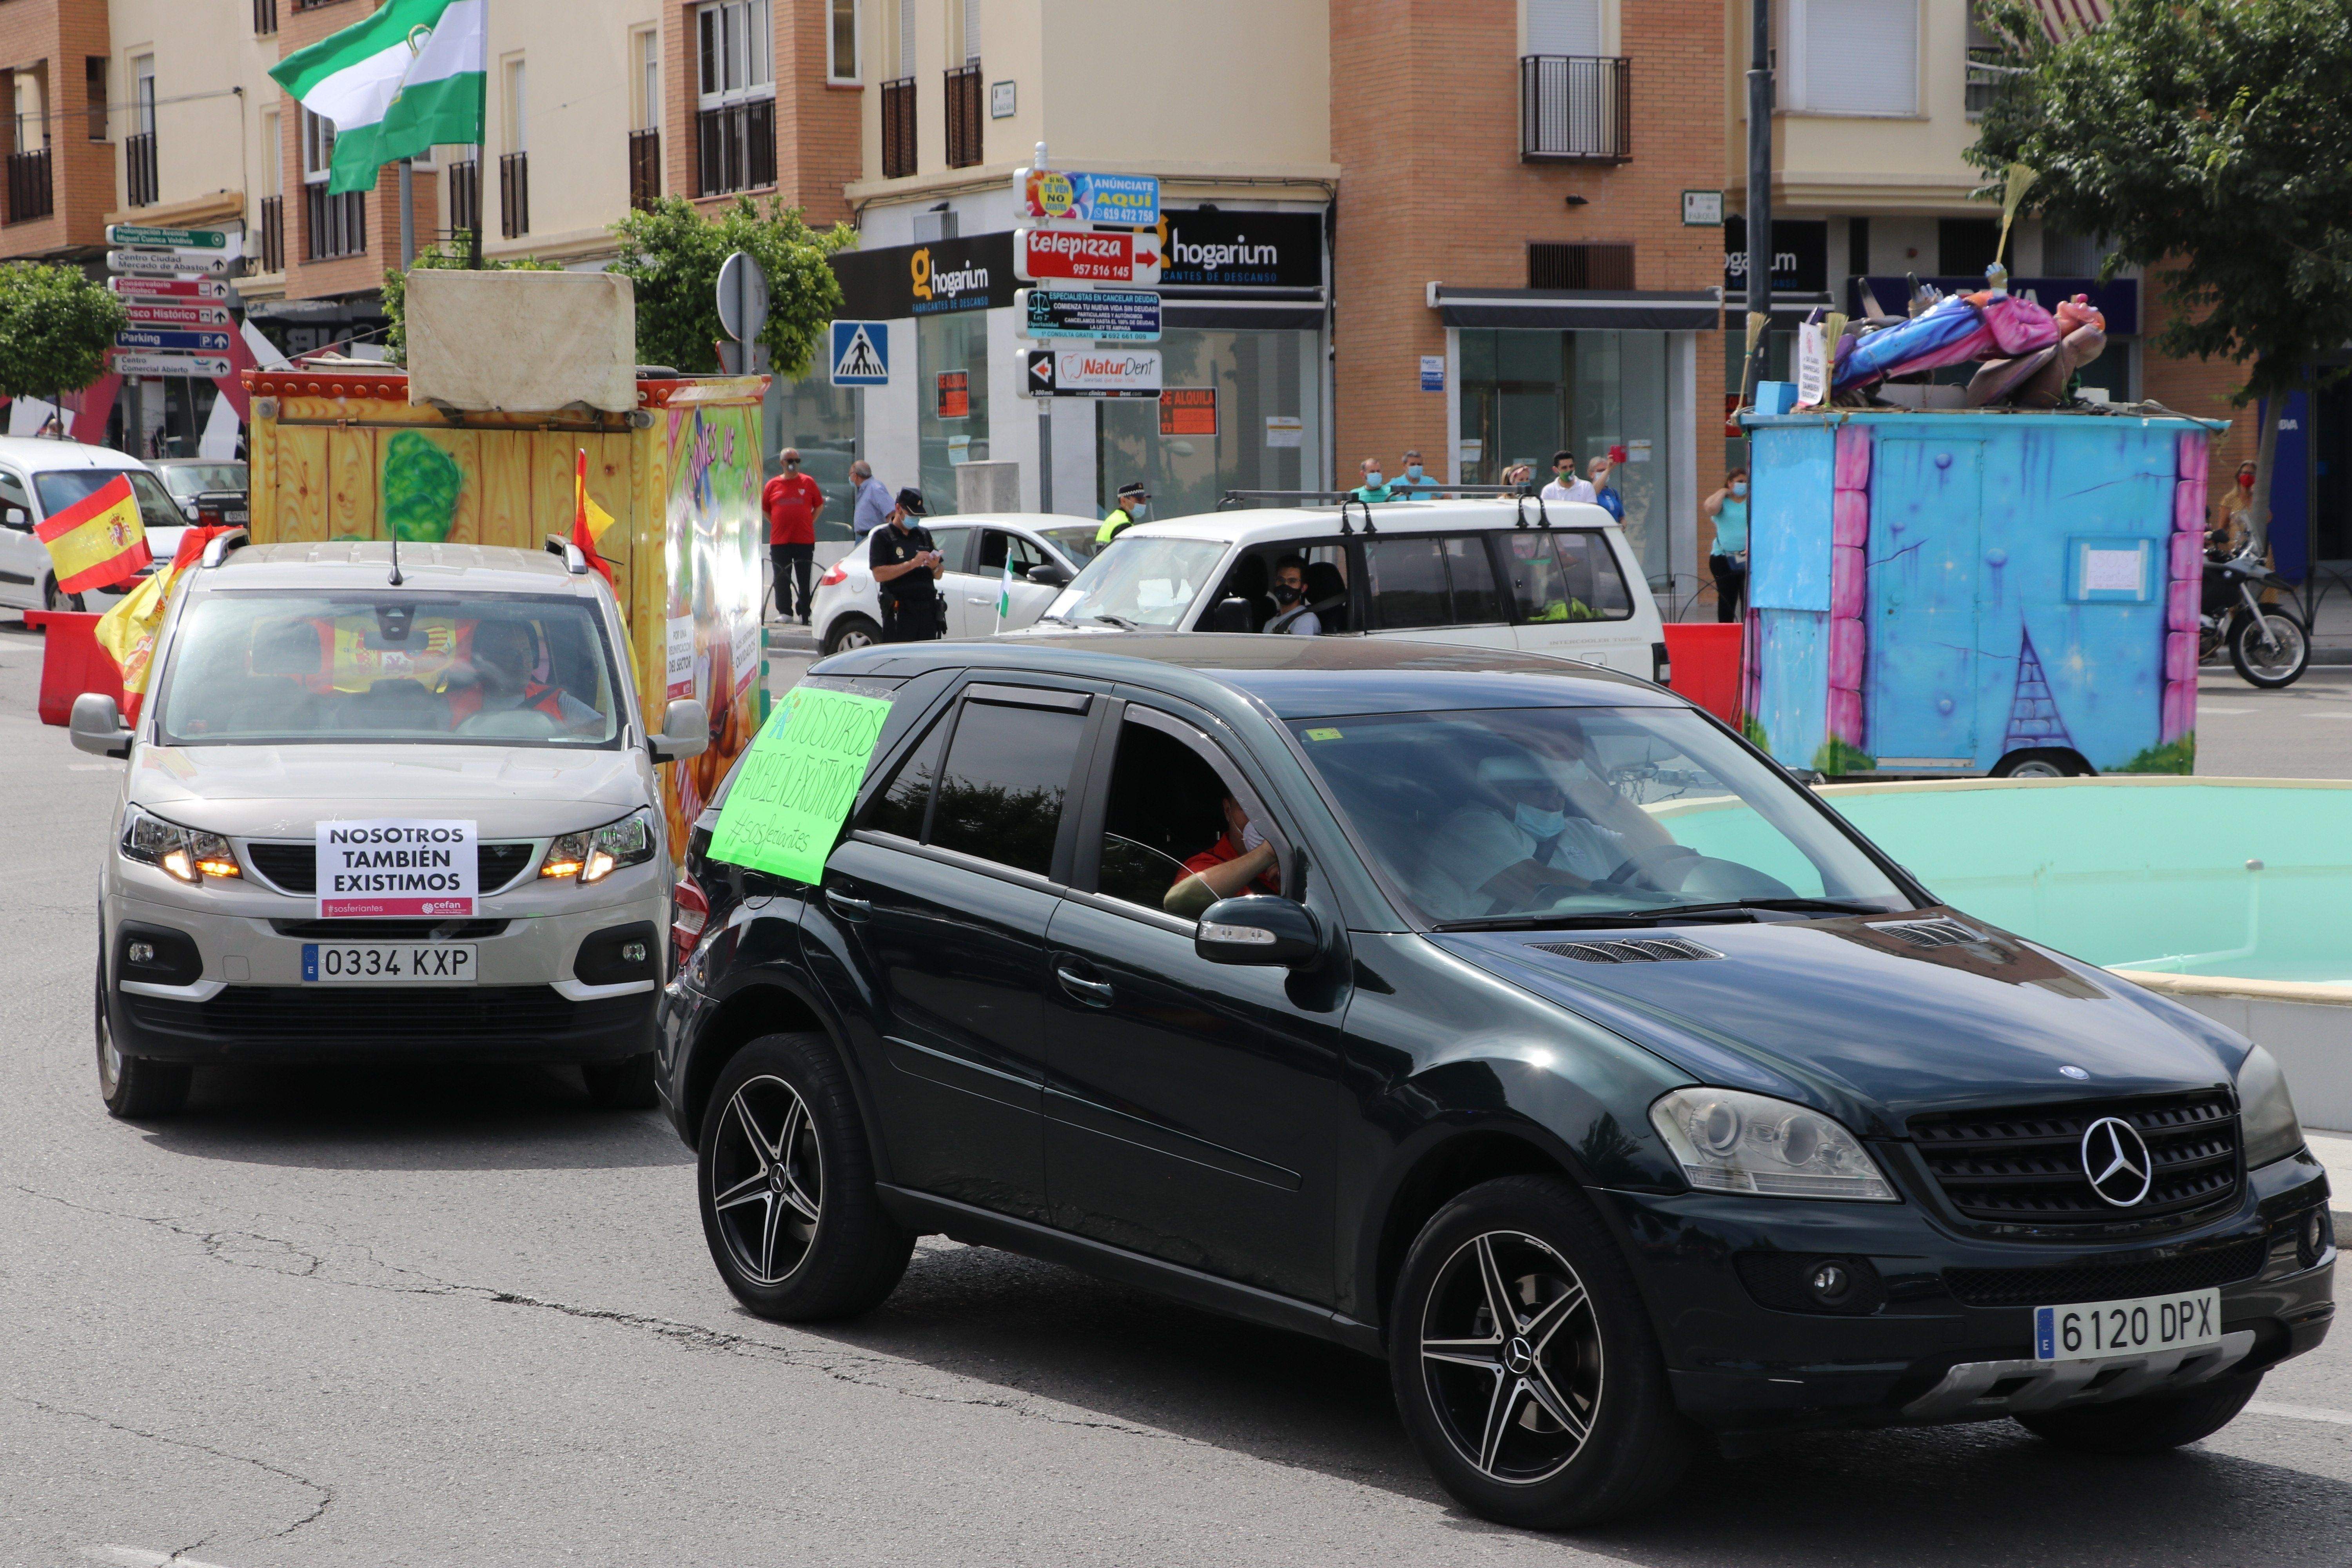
[[0, 436, 188, 612], [1006, 499, 1671, 682]]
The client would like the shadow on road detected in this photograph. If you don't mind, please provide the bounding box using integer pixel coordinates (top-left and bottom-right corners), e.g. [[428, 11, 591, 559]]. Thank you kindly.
[[788, 1240, 2352, 1563], [128, 1062, 694, 1172]]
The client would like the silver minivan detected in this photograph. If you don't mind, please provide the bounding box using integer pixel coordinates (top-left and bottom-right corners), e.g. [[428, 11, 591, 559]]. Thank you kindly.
[[1005, 499, 1671, 681]]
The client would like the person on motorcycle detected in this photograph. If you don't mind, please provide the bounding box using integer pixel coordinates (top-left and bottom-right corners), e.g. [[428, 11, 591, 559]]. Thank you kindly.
[[2209, 461, 2278, 605]]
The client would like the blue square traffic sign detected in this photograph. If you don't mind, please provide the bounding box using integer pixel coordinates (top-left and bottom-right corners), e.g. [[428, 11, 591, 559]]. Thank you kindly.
[[829, 321, 890, 387]]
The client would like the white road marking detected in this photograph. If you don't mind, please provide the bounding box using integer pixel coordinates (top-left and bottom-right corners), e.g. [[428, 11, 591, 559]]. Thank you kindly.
[[2197, 707, 2256, 715], [85, 1548, 241, 1568], [2302, 710, 2352, 719], [2245, 1401, 2352, 1428]]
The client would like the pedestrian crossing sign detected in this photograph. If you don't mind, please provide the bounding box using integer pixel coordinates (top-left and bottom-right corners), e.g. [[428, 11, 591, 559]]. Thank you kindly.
[[829, 321, 890, 387]]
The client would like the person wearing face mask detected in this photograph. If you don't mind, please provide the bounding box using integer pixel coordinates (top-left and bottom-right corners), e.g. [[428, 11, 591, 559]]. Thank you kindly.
[[1165, 792, 1282, 917], [1541, 450, 1596, 505], [1096, 482, 1151, 546], [1265, 555, 1321, 635], [1428, 743, 1673, 918], [1394, 448, 1441, 499], [1704, 468, 1750, 623], [1351, 456, 1398, 504]]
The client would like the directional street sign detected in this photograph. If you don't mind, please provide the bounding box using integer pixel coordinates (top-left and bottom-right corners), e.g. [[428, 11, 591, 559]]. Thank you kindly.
[[107, 223, 231, 250], [116, 328, 232, 353], [108, 248, 236, 277], [1016, 288, 1161, 343], [1023, 347, 1162, 399], [828, 320, 890, 387], [124, 302, 233, 329], [1014, 228, 1162, 286], [108, 275, 230, 300], [110, 350, 233, 378]]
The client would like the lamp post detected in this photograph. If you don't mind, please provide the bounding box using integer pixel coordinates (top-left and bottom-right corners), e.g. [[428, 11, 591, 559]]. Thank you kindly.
[[1742, 0, 1773, 406]]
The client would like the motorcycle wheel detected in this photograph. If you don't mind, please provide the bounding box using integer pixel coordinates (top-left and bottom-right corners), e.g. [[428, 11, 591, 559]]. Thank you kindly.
[[2229, 610, 2310, 689]]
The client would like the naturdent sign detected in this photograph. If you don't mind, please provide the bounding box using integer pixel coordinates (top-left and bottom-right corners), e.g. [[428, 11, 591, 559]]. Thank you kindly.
[[831, 232, 1016, 320]]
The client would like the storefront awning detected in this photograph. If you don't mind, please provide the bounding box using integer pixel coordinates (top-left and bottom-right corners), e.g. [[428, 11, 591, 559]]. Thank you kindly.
[[1163, 291, 1325, 331], [1430, 284, 1720, 332]]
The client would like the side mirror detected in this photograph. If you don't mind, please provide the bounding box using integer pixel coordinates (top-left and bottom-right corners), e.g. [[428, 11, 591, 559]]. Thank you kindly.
[[0, 505, 29, 530], [1196, 895, 1322, 968], [1025, 561, 1071, 588], [70, 691, 132, 759], [650, 698, 709, 763], [1202, 596, 1254, 635]]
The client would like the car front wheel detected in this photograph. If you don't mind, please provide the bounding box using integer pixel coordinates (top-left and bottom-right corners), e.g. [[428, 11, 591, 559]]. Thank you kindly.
[[697, 1031, 912, 1320], [96, 955, 188, 1118], [2016, 1370, 2263, 1454], [1388, 1174, 1696, 1530]]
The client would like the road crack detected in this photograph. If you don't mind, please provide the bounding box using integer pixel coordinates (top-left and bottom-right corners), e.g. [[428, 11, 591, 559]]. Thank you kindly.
[[15, 1396, 334, 1550]]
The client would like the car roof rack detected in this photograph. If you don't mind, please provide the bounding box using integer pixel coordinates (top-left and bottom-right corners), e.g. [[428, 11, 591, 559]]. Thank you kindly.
[[199, 527, 250, 568], [544, 534, 590, 574]]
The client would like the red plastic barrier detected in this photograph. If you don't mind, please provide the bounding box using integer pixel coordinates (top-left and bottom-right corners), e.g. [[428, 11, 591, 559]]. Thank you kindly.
[[24, 610, 125, 727], [1663, 622, 1742, 725]]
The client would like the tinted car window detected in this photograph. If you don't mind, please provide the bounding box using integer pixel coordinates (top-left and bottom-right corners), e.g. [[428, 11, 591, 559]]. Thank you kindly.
[[1498, 530, 1633, 624], [862, 713, 947, 840], [1446, 536, 1506, 624], [927, 699, 1087, 877], [976, 528, 1047, 575], [925, 525, 975, 574], [1363, 537, 1450, 629]]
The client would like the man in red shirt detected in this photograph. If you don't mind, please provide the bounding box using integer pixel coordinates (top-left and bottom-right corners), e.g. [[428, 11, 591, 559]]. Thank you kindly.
[[1164, 793, 1281, 916], [762, 448, 826, 623]]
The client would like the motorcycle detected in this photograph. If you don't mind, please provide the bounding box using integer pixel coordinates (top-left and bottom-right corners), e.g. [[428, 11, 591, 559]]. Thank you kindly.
[[2201, 535, 2310, 689]]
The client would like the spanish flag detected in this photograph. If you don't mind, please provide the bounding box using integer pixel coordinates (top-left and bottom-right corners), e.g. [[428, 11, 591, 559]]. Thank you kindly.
[[94, 524, 233, 719], [571, 448, 619, 589], [37, 474, 150, 594]]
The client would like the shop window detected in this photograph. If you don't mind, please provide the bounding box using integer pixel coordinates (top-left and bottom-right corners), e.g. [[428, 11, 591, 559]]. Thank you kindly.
[[916, 312, 988, 510], [1776, 0, 1917, 117], [1529, 243, 1633, 291], [1096, 327, 1319, 521], [1938, 218, 1999, 280]]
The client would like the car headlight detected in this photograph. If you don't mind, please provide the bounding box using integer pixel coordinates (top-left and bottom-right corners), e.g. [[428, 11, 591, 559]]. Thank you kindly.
[[1649, 1087, 1898, 1201], [541, 809, 658, 885], [2237, 1045, 2305, 1168], [119, 804, 242, 885]]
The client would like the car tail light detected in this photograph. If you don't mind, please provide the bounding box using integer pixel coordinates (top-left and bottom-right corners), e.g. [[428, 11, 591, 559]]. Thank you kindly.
[[670, 873, 710, 973], [819, 561, 849, 587]]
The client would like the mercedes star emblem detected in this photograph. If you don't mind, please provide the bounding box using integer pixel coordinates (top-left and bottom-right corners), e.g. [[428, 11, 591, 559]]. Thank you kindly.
[[2059, 1065, 2089, 1080], [2080, 1116, 2154, 1207]]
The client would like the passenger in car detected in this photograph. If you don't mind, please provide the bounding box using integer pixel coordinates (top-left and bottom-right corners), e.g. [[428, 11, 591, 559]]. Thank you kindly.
[[444, 620, 599, 730], [1426, 747, 1675, 917], [1163, 792, 1282, 917], [1268, 556, 1319, 635]]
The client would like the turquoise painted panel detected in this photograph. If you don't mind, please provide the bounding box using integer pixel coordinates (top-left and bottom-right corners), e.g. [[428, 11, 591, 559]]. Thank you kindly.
[[1868, 437, 1982, 764], [1748, 425, 1834, 612], [1753, 608, 1827, 768]]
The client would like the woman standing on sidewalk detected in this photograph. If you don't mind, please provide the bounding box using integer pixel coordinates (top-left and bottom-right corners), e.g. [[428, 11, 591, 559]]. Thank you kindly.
[[1704, 468, 1749, 622]]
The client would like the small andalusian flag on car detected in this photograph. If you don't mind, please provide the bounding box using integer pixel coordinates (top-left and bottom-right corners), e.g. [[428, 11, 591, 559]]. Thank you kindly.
[[36, 474, 149, 593], [269, 0, 486, 197], [996, 555, 1013, 627]]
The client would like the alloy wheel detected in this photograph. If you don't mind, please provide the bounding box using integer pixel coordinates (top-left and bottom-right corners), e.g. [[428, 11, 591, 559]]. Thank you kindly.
[[708, 1074, 824, 1285], [838, 626, 875, 650], [2239, 614, 2308, 682], [1420, 1230, 1604, 1486]]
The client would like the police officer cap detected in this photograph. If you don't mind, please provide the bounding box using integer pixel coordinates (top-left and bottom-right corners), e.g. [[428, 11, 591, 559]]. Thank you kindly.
[[1117, 482, 1150, 501], [895, 488, 927, 515]]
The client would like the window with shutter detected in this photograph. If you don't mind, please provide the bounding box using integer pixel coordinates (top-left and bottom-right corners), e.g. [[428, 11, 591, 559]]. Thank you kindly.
[[1784, 0, 1918, 116], [1524, 0, 1602, 56]]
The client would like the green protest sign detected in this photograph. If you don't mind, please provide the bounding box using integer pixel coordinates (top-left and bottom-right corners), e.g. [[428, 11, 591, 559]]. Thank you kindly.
[[708, 685, 894, 883]]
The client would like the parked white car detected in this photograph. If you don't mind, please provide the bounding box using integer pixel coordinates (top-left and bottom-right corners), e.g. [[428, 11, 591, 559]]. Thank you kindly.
[[812, 512, 1102, 654], [73, 536, 710, 1118], [1005, 499, 1673, 682], [0, 435, 188, 612]]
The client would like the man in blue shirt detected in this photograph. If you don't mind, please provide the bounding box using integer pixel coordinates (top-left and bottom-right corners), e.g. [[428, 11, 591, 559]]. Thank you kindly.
[[1350, 457, 1397, 504], [850, 460, 894, 537], [1393, 448, 1442, 500]]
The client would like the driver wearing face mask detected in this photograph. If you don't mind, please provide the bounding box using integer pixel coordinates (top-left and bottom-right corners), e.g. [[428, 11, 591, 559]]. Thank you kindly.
[[1267, 555, 1321, 635], [1426, 744, 1674, 918]]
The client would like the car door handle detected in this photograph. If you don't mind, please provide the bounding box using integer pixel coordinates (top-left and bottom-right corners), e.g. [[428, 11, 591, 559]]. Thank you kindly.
[[1055, 963, 1115, 1005], [967, 595, 993, 604], [824, 888, 873, 920]]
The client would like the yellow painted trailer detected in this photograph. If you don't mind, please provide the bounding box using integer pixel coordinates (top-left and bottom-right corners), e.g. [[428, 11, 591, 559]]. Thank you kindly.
[[244, 365, 773, 852]]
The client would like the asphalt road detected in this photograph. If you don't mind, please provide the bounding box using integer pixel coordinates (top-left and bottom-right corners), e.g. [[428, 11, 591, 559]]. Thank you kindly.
[[2, 616, 2347, 1568]]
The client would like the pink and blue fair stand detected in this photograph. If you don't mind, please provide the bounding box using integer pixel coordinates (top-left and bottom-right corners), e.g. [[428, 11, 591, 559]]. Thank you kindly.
[[1736, 408, 2220, 778]]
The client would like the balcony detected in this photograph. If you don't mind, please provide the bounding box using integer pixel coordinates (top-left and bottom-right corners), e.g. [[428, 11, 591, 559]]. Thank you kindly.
[[629, 128, 661, 210], [499, 150, 528, 238], [127, 131, 159, 207], [5, 147, 53, 226], [305, 183, 366, 260], [695, 100, 774, 196], [880, 76, 915, 179], [944, 64, 982, 169], [1519, 55, 1631, 164], [446, 157, 480, 239], [258, 194, 283, 272]]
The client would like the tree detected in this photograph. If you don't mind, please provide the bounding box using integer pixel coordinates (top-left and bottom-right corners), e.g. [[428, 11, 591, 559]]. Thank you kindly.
[[1970, 0, 2352, 552], [606, 195, 853, 376], [0, 261, 128, 410], [381, 238, 561, 362]]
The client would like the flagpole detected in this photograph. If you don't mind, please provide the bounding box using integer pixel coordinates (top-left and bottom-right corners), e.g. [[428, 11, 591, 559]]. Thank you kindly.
[[468, 0, 488, 269], [399, 157, 415, 269]]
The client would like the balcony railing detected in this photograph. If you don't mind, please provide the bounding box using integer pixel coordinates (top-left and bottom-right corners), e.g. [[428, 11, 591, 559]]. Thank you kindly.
[[695, 100, 774, 196], [306, 183, 366, 260], [5, 147, 53, 225], [446, 157, 480, 240], [254, 0, 278, 34], [499, 151, 528, 238], [629, 128, 661, 210], [127, 131, 159, 207], [1519, 55, 1631, 164], [258, 194, 283, 272], [880, 76, 916, 179], [944, 64, 982, 169]]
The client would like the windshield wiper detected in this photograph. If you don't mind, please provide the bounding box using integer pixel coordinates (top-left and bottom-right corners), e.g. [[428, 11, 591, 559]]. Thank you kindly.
[[1089, 613, 1140, 630], [1035, 612, 1073, 625], [1659, 898, 1889, 918]]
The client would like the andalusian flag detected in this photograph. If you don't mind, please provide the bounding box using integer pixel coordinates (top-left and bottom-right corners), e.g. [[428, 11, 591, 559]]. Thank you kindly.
[[572, 449, 619, 589], [37, 474, 148, 593], [995, 555, 1013, 630], [269, 0, 486, 197]]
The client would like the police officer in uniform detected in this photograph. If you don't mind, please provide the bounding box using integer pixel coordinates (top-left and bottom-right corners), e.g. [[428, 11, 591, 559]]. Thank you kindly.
[[869, 488, 947, 642], [1095, 482, 1151, 547]]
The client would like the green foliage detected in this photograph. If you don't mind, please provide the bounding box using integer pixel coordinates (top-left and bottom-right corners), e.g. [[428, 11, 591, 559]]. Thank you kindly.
[[381, 239, 562, 362], [1969, 0, 2352, 405], [380, 430, 463, 542], [1811, 737, 1878, 777], [1740, 713, 1771, 753], [607, 195, 853, 376], [0, 261, 128, 401], [2115, 734, 2197, 775]]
